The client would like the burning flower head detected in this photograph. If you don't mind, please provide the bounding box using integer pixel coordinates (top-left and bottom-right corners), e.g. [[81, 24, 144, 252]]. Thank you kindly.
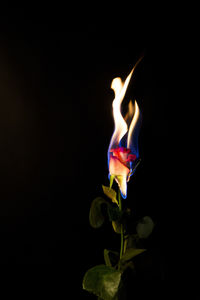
[[108, 64, 142, 198]]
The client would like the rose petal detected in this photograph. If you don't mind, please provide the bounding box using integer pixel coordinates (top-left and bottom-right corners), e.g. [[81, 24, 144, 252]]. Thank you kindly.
[[115, 175, 127, 198], [110, 147, 132, 165], [110, 147, 131, 154], [126, 154, 137, 162], [109, 156, 129, 176], [109, 156, 130, 198]]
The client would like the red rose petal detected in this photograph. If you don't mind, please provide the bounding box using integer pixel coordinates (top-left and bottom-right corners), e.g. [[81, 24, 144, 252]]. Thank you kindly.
[[126, 154, 137, 162]]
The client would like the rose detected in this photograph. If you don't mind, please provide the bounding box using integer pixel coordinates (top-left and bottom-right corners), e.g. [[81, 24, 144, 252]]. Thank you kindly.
[[109, 147, 136, 198]]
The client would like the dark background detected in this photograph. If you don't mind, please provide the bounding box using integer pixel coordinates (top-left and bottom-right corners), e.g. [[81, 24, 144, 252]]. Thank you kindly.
[[0, 5, 197, 299]]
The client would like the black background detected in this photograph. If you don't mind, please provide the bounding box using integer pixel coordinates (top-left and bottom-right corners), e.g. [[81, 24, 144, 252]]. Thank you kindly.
[[0, 5, 197, 299]]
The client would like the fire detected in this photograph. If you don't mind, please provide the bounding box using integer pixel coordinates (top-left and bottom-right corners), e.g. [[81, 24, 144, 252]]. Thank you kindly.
[[108, 62, 142, 198], [127, 100, 140, 149], [109, 70, 133, 149], [108, 67, 140, 157]]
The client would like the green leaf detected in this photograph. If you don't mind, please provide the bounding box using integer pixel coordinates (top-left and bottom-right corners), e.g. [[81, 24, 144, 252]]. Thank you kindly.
[[89, 197, 108, 228], [109, 175, 115, 189], [124, 234, 139, 251], [104, 249, 112, 267], [118, 260, 135, 273], [83, 265, 122, 300], [112, 221, 121, 234], [136, 216, 155, 238], [107, 205, 122, 234], [107, 206, 122, 222], [102, 185, 118, 205], [104, 249, 119, 267], [120, 248, 146, 262]]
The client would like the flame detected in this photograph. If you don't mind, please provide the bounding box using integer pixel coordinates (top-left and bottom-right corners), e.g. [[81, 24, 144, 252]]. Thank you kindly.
[[127, 100, 140, 149], [109, 69, 133, 150], [108, 65, 140, 153], [108, 61, 142, 198]]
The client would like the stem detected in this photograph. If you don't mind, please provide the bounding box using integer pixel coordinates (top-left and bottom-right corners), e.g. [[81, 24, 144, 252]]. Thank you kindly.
[[118, 190, 124, 259]]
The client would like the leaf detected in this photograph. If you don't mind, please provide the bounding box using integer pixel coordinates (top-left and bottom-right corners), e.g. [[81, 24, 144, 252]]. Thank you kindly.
[[83, 265, 122, 300], [124, 234, 139, 251], [118, 247, 146, 272], [102, 185, 118, 205], [136, 216, 155, 238], [104, 249, 112, 267], [112, 221, 121, 234], [120, 248, 146, 262], [104, 249, 119, 267], [107, 206, 122, 222], [118, 260, 135, 273], [109, 175, 115, 189], [89, 197, 108, 228]]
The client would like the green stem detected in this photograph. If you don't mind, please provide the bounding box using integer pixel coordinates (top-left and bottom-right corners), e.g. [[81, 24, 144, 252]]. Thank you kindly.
[[118, 190, 124, 259]]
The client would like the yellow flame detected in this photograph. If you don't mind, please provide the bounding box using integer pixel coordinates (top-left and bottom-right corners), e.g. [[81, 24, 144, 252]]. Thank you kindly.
[[108, 58, 143, 197], [109, 69, 133, 147], [127, 100, 140, 148], [109, 57, 143, 152]]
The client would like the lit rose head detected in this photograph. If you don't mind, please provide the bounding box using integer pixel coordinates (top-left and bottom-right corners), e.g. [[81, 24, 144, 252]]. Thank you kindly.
[[108, 66, 141, 198]]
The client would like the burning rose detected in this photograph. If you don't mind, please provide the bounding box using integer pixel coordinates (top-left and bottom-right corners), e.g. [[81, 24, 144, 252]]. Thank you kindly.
[[83, 60, 156, 300], [109, 147, 136, 197], [108, 67, 141, 198]]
